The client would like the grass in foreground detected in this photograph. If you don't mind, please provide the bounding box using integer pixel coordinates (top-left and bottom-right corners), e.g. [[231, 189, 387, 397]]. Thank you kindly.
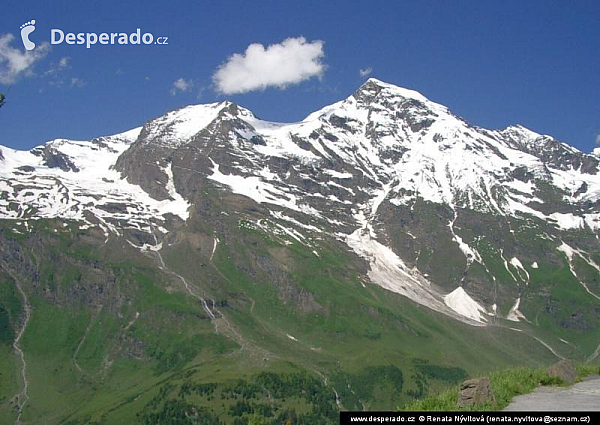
[[400, 364, 600, 411]]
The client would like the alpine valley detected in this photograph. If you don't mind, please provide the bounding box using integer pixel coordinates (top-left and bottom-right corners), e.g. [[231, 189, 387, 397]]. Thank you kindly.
[[1, 78, 599, 423]]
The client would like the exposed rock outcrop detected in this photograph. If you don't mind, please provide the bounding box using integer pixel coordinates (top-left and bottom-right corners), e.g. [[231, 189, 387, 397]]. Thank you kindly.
[[457, 376, 496, 408]]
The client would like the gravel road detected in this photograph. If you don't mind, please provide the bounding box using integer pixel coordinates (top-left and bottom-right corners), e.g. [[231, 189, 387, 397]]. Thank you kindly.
[[504, 376, 600, 411]]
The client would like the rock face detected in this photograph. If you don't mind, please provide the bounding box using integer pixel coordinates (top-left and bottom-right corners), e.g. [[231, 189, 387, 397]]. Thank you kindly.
[[457, 376, 496, 408], [547, 359, 577, 384]]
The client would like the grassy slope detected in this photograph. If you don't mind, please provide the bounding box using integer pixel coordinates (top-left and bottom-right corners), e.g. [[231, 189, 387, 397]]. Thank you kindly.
[[0, 212, 597, 423], [401, 364, 600, 411]]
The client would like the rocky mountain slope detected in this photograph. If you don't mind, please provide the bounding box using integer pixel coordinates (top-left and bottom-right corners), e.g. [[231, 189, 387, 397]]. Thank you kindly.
[[1, 78, 599, 423]]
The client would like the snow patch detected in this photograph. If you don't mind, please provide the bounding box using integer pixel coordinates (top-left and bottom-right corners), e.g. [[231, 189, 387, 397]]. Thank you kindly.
[[509, 257, 530, 285], [159, 163, 191, 220], [0, 131, 191, 228], [450, 223, 481, 265], [507, 297, 527, 322], [208, 158, 320, 217], [443, 287, 488, 324], [557, 242, 600, 301], [210, 236, 218, 261], [141, 103, 224, 148], [323, 169, 353, 179], [549, 213, 584, 230]]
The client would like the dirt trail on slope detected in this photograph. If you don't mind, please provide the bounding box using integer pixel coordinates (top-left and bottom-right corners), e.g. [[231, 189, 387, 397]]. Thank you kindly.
[[12, 279, 31, 424], [150, 233, 274, 363], [72, 307, 102, 375]]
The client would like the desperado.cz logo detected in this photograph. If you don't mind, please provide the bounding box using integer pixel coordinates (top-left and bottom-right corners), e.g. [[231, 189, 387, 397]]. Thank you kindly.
[[20, 19, 168, 50], [51, 28, 168, 48]]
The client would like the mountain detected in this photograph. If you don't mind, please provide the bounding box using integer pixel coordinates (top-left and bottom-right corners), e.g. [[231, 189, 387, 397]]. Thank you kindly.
[[1, 78, 599, 423]]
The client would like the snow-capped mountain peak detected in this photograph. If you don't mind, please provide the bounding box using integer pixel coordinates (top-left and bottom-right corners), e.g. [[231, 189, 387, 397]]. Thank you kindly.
[[2, 79, 599, 325], [358, 77, 431, 103]]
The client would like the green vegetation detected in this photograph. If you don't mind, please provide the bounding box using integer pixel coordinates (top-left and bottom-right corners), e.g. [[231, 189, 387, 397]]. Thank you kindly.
[[0, 274, 22, 345], [413, 359, 468, 383], [0, 207, 598, 423], [332, 365, 405, 411], [401, 364, 600, 411], [139, 371, 338, 424]]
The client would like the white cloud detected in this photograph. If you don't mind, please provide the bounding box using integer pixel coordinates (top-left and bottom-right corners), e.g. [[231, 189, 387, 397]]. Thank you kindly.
[[196, 85, 207, 100], [70, 77, 86, 88], [58, 56, 69, 69], [41, 57, 84, 89], [213, 37, 325, 95], [170, 77, 193, 95], [0, 33, 50, 84], [44, 56, 70, 77], [359, 67, 373, 78], [596, 134, 600, 144]]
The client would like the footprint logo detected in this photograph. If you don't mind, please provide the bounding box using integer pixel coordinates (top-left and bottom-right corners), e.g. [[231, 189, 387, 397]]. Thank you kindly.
[[20, 20, 36, 51]]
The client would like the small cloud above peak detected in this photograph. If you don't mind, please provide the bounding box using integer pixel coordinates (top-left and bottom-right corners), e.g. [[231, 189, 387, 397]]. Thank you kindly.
[[212, 37, 326, 95], [359, 67, 372, 78], [170, 77, 193, 95], [70, 77, 85, 88], [595, 134, 600, 145]]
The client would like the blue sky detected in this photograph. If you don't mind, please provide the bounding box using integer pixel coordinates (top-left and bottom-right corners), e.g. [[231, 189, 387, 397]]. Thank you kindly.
[[1, 0, 599, 152]]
